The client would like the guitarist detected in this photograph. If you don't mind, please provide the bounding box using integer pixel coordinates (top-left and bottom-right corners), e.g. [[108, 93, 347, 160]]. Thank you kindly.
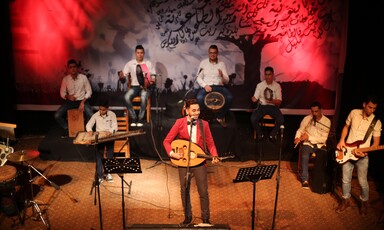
[[335, 95, 382, 215], [163, 99, 219, 226]]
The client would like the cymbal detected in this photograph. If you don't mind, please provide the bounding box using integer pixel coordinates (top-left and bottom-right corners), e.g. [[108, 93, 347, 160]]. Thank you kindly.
[[7, 149, 40, 162]]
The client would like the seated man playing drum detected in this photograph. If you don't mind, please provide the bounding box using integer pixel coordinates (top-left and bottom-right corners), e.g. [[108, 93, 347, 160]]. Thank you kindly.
[[250, 66, 284, 142], [196, 44, 233, 127]]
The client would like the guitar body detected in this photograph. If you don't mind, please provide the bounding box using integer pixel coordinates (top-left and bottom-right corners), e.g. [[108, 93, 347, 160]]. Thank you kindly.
[[335, 143, 361, 164], [335, 141, 384, 164], [170, 139, 235, 167]]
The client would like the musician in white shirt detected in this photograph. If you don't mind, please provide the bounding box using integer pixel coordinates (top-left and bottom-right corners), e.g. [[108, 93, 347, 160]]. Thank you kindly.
[[294, 101, 331, 190], [335, 95, 381, 215], [86, 98, 118, 183], [196, 44, 233, 127], [118, 45, 156, 127], [251, 66, 284, 142], [54, 59, 93, 137]]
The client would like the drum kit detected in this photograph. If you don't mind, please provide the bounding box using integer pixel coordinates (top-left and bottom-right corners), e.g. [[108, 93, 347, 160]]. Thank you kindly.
[[0, 145, 54, 229]]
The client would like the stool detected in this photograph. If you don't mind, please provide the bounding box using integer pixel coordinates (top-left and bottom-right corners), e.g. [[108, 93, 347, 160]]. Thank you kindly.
[[253, 114, 275, 139], [253, 114, 277, 164], [67, 109, 84, 137], [132, 96, 151, 123]]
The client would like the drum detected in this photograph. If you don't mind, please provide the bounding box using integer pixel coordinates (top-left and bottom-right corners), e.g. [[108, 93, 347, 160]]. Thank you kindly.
[[204, 92, 225, 111], [0, 165, 19, 215], [0, 165, 18, 193]]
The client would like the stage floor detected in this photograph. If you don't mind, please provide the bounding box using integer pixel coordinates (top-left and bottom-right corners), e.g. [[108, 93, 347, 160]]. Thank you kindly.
[[0, 136, 383, 229]]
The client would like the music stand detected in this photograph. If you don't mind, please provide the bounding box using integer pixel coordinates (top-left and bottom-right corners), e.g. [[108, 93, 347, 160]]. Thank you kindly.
[[233, 165, 277, 230], [103, 158, 142, 229]]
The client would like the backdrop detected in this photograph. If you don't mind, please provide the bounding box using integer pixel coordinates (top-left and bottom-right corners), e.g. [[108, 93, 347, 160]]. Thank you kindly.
[[10, 0, 348, 114]]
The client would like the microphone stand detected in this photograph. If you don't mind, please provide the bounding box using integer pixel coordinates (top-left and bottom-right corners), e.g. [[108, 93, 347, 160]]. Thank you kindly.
[[178, 69, 201, 104], [271, 125, 284, 230], [183, 119, 195, 225], [23, 162, 59, 229], [315, 120, 331, 129], [147, 74, 174, 169]]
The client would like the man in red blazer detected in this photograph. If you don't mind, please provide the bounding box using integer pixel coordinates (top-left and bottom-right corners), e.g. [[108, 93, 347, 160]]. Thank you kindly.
[[163, 99, 219, 226]]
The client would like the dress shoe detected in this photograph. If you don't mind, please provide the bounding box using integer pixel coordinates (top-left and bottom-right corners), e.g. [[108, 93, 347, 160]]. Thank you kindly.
[[202, 219, 211, 224], [180, 217, 192, 225], [360, 201, 368, 215], [302, 181, 309, 189], [335, 198, 350, 213]]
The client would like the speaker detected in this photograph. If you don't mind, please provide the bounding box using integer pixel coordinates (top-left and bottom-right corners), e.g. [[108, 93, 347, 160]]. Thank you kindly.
[[126, 224, 231, 230]]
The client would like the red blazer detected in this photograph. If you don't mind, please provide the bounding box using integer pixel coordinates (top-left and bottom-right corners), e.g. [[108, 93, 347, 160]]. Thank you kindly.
[[163, 117, 218, 157]]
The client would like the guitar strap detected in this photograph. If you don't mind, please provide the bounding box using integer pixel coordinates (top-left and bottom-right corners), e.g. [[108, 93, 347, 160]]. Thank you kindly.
[[363, 116, 378, 143], [198, 119, 209, 154]]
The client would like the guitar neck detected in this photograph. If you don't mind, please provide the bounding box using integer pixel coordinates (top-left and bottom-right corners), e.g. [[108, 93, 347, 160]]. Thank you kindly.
[[357, 145, 384, 153]]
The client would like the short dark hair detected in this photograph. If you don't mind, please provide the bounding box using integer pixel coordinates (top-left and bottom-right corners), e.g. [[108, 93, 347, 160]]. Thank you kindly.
[[135, 45, 145, 51], [265, 66, 274, 73], [310, 101, 322, 109], [185, 98, 199, 109], [98, 97, 110, 108], [209, 44, 218, 51], [67, 59, 78, 67], [364, 95, 378, 105]]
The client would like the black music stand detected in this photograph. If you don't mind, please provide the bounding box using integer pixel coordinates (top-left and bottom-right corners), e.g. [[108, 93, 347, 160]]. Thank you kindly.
[[88, 142, 104, 230], [233, 165, 277, 230], [103, 158, 142, 230]]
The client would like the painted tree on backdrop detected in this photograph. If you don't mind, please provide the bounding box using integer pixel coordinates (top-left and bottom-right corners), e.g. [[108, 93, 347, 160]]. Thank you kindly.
[[148, 0, 337, 104]]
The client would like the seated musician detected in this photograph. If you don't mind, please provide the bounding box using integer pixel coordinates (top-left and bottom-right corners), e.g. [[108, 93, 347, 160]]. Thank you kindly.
[[196, 44, 233, 127], [85, 98, 118, 184], [118, 45, 156, 127], [293, 101, 331, 190], [250, 66, 284, 142]]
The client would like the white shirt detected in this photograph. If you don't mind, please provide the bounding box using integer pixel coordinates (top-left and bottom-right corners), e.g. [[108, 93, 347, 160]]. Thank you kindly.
[[187, 119, 197, 143], [196, 58, 229, 87], [60, 73, 92, 100], [295, 114, 331, 149], [253, 80, 282, 105], [345, 109, 382, 148], [86, 110, 118, 133], [122, 59, 155, 87]]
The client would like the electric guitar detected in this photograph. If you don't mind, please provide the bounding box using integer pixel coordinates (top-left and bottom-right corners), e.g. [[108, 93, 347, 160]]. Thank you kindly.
[[170, 139, 235, 167], [335, 141, 384, 164]]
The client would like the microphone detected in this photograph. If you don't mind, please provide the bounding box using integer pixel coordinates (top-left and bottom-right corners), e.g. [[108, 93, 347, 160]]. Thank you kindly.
[[280, 125, 284, 141], [188, 118, 197, 126], [197, 68, 203, 75], [5, 138, 9, 153]]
